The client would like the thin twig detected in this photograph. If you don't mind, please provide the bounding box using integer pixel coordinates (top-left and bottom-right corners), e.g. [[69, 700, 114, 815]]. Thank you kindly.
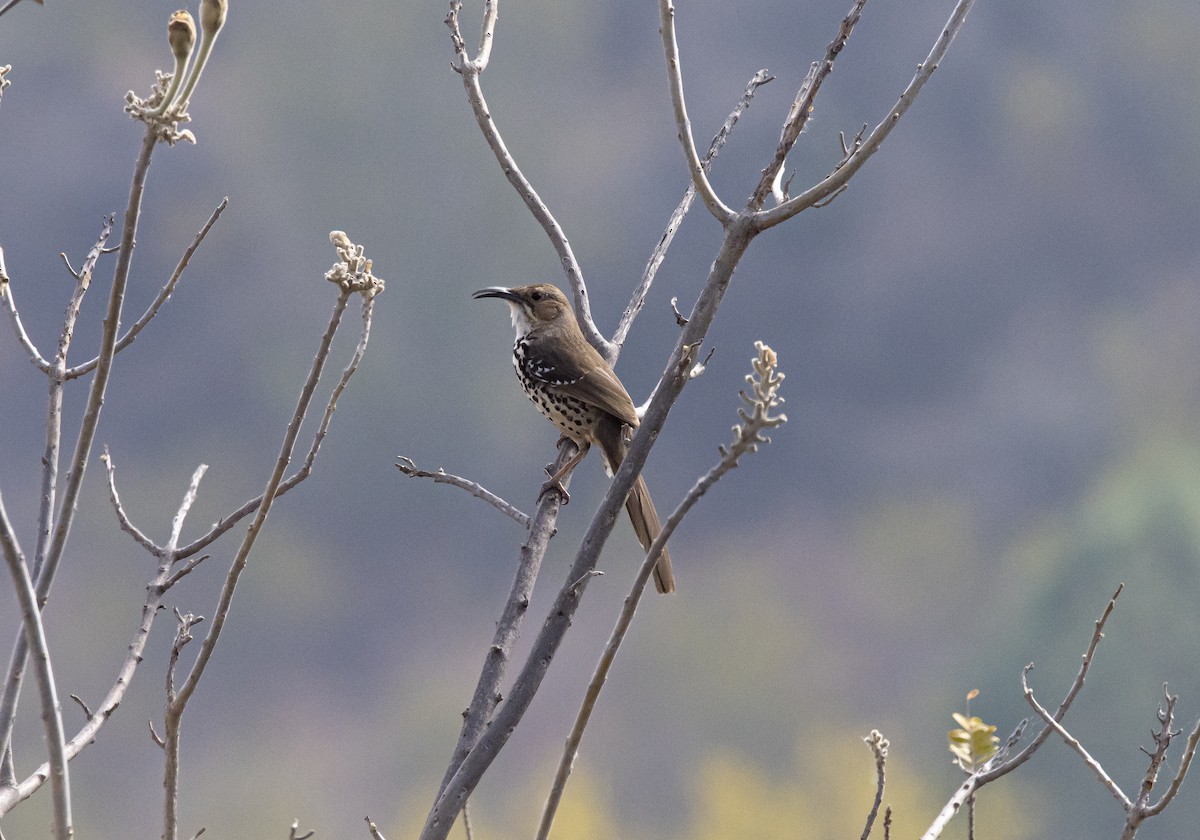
[[1022, 665, 1131, 809], [397, 457, 530, 528], [613, 68, 773, 349], [444, 0, 612, 361], [980, 583, 1123, 780], [860, 730, 888, 840], [657, 0, 735, 224], [100, 447, 161, 553], [0, 246, 52, 372], [752, 0, 870, 209], [756, 0, 978, 230], [1145, 715, 1200, 817], [65, 199, 228, 380]]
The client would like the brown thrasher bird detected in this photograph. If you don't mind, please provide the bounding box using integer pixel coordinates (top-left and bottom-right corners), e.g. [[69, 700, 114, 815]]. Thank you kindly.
[[473, 283, 676, 594]]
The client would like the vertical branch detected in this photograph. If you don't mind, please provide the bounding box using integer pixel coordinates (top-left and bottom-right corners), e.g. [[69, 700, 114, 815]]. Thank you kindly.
[[0, 494, 71, 840], [657, 0, 735, 224], [39, 128, 157, 595]]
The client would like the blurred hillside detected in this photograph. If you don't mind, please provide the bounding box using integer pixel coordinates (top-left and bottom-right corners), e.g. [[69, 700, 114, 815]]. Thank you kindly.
[[3, 0, 1200, 837]]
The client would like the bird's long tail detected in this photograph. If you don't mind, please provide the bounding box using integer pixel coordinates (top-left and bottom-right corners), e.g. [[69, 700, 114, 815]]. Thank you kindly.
[[597, 424, 676, 594]]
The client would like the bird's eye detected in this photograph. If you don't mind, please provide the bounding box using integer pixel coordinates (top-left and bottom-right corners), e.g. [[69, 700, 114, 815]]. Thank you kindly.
[[530, 291, 543, 301]]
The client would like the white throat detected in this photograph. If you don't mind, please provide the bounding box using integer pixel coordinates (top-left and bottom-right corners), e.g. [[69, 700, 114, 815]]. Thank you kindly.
[[507, 302, 534, 336]]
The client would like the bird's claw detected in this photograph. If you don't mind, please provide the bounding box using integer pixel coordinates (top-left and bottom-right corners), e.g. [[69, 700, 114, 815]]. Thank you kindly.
[[539, 468, 570, 505]]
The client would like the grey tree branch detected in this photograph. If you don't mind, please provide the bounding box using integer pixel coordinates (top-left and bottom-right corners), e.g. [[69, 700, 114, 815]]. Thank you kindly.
[[919, 584, 1124, 840], [751, 0, 870, 210], [613, 69, 774, 350], [396, 457, 530, 528], [657, 0, 735, 224], [1023, 666, 1131, 809], [0, 246, 52, 373], [0, 493, 71, 839], [64, 199, 228, 380], [536, 343, 786, 840], [756, 0, 978, 230], [444, 0, 613, 362]]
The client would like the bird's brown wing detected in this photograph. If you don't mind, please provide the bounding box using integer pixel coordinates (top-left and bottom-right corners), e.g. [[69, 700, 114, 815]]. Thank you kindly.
[[555, 365, 640, 428], [521, 331, 639, 427]]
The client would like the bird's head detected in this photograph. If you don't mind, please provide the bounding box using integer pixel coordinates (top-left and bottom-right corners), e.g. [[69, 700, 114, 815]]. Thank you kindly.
[[473, 283, 573, 334]]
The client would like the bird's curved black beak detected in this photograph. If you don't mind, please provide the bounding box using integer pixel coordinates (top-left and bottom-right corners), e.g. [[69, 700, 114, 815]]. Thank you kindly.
[[472, 287, 520, 302]]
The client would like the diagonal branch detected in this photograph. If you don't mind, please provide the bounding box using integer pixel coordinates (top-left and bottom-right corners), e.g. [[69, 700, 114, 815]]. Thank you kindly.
[[1022, 665, 1132, 810], [175, 277, 379, 559], [536, 342, 786, 840], [755, 0, 978, 230], [65, 199, 227, 380], [751, 0, 870, 209], [0, 493, 71, 839], [396, 457, 530, 528], [613, 69, 774, 349], [444, 0, 613, 362], [0, 246, 52, 373]]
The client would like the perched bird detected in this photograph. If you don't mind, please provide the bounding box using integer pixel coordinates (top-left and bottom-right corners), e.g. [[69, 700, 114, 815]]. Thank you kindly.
[[473, 283, 676, 594]]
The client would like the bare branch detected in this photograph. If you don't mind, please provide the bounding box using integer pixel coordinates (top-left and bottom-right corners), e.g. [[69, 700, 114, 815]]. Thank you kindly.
[[100, 447, 161, 553], [0, 494, 72, 838], [397, 457, 530, 528], [656, 0, 735, 224], [67, 695, 92, 721], [429, 446, 575, 805], [65, 199, 228, 380], [37, 125, 157, 602], [752, 0, 870, 209], [536, 344, 785, 840], [444, 0, 612, 360], [859, 731, 889, 840], [1022, 665, 1132, 810], [757, 0, 978, 230], [613, 69, 773, 349], [0, 246, 52, 372]]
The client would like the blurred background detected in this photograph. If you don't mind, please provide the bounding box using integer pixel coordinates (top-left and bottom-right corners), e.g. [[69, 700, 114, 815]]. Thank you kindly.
[[3, 0, 1200, 837]]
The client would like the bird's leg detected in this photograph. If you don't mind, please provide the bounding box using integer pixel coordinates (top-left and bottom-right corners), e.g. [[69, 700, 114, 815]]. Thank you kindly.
[[540, 437, 589, 504]]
